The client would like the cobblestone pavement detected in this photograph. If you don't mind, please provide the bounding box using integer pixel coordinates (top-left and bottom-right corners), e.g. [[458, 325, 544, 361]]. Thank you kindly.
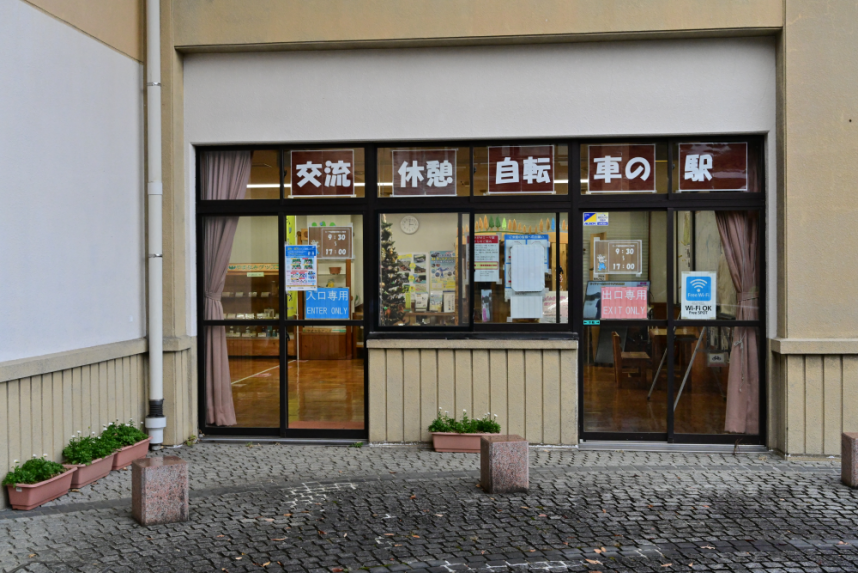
[[1, 444, 856, 573]]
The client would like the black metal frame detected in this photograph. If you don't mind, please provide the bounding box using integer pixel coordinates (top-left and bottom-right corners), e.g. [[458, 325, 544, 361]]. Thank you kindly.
[[196, 135, 766, 445]]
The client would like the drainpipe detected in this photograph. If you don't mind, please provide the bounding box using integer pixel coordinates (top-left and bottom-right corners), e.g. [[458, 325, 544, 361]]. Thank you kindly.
[[144, 0, 165, 450]]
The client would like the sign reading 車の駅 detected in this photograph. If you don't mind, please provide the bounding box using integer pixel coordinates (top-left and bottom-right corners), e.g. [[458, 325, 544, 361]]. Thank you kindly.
[[391, 149, 457, 196], [587, 144, 656, 193], [290, 150, 355, 197], [309, 226, 353, 259], [678, 142, 748, 192], [488, 145, 554, 194]]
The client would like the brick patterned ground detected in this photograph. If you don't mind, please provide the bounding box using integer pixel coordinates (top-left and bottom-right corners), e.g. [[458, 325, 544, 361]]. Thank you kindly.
[[1, 444, 855, 572]]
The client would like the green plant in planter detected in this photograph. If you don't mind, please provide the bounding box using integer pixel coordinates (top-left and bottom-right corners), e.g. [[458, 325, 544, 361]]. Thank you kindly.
[[63, 431, 98, 466], [3, 455, 67, 486], [102, 419, 149, 448], [428, 409, 501, 434]]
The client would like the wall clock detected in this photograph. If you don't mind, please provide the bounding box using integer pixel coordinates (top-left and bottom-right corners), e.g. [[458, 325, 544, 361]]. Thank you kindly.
[[400, 215, 419, 235]]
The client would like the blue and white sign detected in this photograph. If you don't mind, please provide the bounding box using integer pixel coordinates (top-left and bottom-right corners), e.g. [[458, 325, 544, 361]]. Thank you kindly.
[[305, 288, 350, 319], [681, 271, 716, 319], [583, 212, 609, 226]]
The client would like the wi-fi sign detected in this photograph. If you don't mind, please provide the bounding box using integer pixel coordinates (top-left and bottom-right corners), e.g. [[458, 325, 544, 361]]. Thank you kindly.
[[685, 275, 712, 301]]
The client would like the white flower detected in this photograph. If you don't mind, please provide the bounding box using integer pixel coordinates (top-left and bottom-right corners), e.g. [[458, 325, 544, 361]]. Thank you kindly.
[[43, 453, 48, 458], [77, 430, 82, 435]]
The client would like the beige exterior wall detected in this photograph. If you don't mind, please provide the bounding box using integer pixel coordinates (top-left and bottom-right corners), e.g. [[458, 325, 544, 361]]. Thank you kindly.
[[367, 340, 577, 445], [0, 348, 148, 509]]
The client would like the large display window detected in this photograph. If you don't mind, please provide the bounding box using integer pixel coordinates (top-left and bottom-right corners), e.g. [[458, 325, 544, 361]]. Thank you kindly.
[[196, 137, 765, 443]]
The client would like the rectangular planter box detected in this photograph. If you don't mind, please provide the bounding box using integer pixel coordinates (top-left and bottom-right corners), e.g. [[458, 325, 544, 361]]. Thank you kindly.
[[431, 432, 493, 453], [112, 438, 151, 470], [6, 466, 75, 510], [69, 453, 116, 489]]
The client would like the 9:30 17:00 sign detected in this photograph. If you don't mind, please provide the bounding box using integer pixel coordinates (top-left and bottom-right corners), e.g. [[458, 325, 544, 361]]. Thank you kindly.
[[593, 239, 643, 276]]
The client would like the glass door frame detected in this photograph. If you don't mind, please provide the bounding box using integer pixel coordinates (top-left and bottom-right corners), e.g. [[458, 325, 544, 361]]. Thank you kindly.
[[572, 137, 767, 444]]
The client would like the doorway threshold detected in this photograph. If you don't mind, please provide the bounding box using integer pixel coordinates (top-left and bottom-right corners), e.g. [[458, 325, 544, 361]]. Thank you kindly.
[[578, 441, 769, 454], [199, 436, 365, 447]]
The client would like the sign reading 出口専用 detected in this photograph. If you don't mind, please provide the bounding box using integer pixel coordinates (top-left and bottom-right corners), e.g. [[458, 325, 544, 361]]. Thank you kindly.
[[488, 145, 554, 194], [391, 149, 457, 196], [678, 142, 747, 192], [305, 288, 350, 319], [587, 144, 656, 193], [681, 271, 717, 319], [290, 150, 355, 196], [600, 286, 648, 319]]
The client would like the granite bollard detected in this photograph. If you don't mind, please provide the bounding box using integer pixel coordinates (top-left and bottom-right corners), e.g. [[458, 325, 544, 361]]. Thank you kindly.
[[843, 432, 858, 488], [480, 434, 528, 494], [132, 456, 189, 526]]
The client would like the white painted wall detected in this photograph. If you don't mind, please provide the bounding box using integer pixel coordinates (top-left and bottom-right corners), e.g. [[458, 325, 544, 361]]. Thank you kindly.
[[0, 0, 145, 362], [184, 38, 777, 335]]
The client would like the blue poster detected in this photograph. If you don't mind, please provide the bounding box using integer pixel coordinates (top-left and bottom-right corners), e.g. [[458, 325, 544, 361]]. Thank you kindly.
[[305, 288, 350, 319]]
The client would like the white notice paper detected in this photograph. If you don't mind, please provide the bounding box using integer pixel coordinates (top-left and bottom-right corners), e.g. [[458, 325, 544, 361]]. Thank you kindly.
[[510, 244, 545, 292], [510, 292, 543, 319]]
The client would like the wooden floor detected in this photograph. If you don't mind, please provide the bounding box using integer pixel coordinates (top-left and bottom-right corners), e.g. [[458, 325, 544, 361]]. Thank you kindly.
[[229, 357, 365, 429], [583, 365, 729, 435]]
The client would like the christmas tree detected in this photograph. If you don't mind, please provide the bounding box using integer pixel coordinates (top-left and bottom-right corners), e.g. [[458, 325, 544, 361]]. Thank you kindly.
[[379, 218, 406, 325]]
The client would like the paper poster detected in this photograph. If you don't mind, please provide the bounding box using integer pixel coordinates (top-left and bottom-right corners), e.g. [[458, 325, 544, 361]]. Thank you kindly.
[[541, 291, 568, 323], [430, 251, 456, 292], [285, 216, 298, 317], [414, 292, 429, 311], [480, 289, 492, 322], [429, 291, 443, 312], [681, 271, 717, 319], [443, 292, 455, 313], [284, 245, 317, 291], [600, 286, 648, 319], [474, 235, 500, 282], [305, 288, 350, 319], [504, 234, 550, 272]]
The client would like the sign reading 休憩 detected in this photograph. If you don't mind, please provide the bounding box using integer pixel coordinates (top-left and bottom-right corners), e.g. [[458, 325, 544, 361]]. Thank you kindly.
[[391, 149, 458, 196], [290, 150, 355, 196], [600, 286, 648, 319], [309, 226, 353, 259], [681, 271, 717, 319], [305, 288, 350, 319], [678, 142, 748, 192], [587, 144, 656, 193], [488, 145, 554, 194]]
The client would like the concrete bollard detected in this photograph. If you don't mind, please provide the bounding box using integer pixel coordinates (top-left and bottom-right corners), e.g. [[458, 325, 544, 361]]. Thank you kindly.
[[843, 432, 858, 488], [132, 456, 189, 526], [480, 434, 528, 494]]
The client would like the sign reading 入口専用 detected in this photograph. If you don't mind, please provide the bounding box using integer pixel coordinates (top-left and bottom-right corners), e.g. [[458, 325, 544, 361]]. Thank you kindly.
[[305, 288, 350, 319], [681, 271, 717, 319]]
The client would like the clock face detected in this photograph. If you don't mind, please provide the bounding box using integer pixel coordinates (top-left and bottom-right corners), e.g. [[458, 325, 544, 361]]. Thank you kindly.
[[400, 215, 419, 235]]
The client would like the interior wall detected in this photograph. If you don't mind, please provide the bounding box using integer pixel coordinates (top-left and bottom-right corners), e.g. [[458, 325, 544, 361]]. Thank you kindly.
[[0, 0, 144, 362], [184, 38, 776, 335]]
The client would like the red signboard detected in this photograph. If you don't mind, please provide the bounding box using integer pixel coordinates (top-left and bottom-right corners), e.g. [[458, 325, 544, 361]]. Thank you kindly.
[[391, 149, 458, 196], [678, 142, 747, 192], [488, 145, 554, 194], [290, 150, 355, 197], [587, 144, 656, 193], [600, 286, 648, 319]]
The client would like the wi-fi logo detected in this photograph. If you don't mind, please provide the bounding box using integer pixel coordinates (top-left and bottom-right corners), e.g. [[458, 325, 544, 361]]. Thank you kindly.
[[689, 278, 708, 292]]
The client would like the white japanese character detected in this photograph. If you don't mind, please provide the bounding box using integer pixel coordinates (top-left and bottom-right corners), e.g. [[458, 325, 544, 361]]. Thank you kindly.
[[398, 161, 425, 188], [306, 291, 316, 301], [684, 154, 713, 182], [317, 291, 326, 300], [339, 291, 349, 301], [625, 157, 651, 181], [602, 290, 612, 300], [495, 157, 519, 184], [324, 160, 352, 187], [296, 161, 323, 188], [636, 290, 647, 300], [426, 160, 453, 187], [593, 156, 621, 183], [625, 290, 635, 300], [523, 157, 551, 184]]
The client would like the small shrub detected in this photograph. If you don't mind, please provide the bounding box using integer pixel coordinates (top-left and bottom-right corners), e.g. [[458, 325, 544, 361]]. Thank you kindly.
[[349, 441, 364, 448], [63, 432, 98, 465], [428, 409, 501, 434], [102, 420, 148, 448], [3, 456, 67, 486]]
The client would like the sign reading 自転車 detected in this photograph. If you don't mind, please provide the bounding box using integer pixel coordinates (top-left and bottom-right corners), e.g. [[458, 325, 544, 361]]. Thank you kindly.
[[681, 271, 717, 319], [587, 144, 656, 193], [678, 142, 747, 192], [391, 149, 457, 196], [488, 145, 554, 194], [290, 150, 355, 196]]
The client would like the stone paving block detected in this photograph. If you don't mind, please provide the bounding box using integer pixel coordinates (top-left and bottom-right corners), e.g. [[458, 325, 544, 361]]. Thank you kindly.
[[843, 432, 858, 488], [132, 456, 189, 526], [480, 434, 528, 494]]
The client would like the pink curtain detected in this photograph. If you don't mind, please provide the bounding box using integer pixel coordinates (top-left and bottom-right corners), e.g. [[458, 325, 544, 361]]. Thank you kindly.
[[202, 151, 252, 426], [716, 211, 759, 434]]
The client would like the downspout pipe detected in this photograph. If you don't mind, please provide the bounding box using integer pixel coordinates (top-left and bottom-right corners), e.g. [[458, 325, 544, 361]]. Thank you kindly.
[[144, 0, 165, 450]]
